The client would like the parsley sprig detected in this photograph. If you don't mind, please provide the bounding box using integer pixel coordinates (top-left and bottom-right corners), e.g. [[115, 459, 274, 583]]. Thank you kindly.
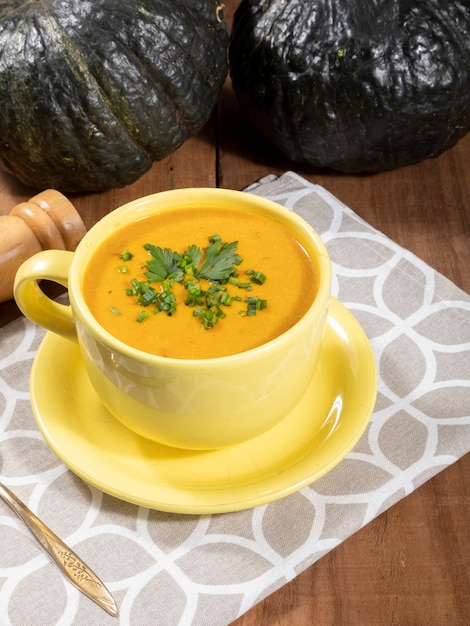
[[143, 245, 184, 282], [117, 236, 267, 329], [196, 235, 241, 281]]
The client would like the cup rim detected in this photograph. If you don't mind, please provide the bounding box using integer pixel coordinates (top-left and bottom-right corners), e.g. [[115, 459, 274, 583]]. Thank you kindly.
[[70, 187, 331, 368]]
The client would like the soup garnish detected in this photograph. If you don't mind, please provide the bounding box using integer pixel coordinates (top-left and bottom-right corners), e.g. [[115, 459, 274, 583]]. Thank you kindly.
[[113, 234, 268, 330]]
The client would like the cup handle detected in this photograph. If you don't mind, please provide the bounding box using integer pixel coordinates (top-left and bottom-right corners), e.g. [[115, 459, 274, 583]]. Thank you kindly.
[[13, 250, 77, 342]]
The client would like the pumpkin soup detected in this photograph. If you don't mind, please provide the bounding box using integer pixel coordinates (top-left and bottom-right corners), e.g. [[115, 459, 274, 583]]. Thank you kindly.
[[83, 207, 317, 358]]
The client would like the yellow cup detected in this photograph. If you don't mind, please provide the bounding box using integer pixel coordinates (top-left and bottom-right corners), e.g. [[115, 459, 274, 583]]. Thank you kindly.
[[14, 188, 331, 449]]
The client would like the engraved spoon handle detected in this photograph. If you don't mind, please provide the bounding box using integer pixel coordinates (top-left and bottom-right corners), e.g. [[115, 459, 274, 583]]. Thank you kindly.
[[0, 481, 118, 617]]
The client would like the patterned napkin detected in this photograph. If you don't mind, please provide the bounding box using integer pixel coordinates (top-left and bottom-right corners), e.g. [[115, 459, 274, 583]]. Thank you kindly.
[[1, 172, 469, 625]]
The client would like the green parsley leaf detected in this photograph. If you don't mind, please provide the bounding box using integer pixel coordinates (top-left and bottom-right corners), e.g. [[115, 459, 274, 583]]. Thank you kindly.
[[196, 237, 241, 282], [180, 245, 203, 276], [143, 244, 184, 282]]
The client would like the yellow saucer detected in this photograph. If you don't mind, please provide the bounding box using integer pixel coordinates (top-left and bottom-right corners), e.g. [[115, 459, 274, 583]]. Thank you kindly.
[[29, 298, 377, 514]]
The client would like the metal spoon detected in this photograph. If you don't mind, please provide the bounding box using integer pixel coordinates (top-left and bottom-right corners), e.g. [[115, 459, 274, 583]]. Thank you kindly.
[[0, 480, 118, 617]]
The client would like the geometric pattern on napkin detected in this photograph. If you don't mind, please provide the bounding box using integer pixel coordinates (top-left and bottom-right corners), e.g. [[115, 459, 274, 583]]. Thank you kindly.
[[1, 171, 469, 625]]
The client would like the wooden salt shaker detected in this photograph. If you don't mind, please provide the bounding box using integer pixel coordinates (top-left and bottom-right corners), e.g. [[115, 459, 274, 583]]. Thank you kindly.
[[0, 189, 87, 303]]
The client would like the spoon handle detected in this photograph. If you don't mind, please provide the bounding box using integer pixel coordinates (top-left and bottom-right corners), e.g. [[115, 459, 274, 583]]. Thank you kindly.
[[0, 481, 118, 617]]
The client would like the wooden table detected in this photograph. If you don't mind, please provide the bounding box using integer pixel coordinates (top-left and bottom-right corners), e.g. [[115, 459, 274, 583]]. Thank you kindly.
[[1, 3, 469, 622]]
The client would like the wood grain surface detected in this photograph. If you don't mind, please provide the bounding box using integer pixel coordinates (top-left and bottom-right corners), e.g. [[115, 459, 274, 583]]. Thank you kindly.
[[1, 2, 469, 623]]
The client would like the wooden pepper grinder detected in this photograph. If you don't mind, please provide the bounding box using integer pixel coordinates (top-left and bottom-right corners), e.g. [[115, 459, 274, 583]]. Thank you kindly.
[[0, 189, 87, 303]]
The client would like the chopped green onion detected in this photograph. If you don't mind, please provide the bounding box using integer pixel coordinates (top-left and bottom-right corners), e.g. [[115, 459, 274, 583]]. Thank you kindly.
[[227, 276, 252, 290], [242, 296, 267, 317], [119, 250, 133, 261], [219, 292, 233, 306], [247, 268, 267, 285], [208, 234, 222, 244], [136, 311, 149, 323], [140, 288, 158, 305], [109, 306, 121, 316], [156, 288, 177, 315], [118, 264, 129, 273], [193, 306, 225, 329], [184, 279, 204, 306]]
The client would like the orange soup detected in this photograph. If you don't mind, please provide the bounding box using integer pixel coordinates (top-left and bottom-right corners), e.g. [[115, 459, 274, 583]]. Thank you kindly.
[[83, 207, 317, 359]]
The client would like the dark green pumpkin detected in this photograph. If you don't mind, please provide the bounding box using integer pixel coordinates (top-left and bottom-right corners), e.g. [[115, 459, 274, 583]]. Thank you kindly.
[[229, 0, 470, 172], [0, 0, 228, 192]]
